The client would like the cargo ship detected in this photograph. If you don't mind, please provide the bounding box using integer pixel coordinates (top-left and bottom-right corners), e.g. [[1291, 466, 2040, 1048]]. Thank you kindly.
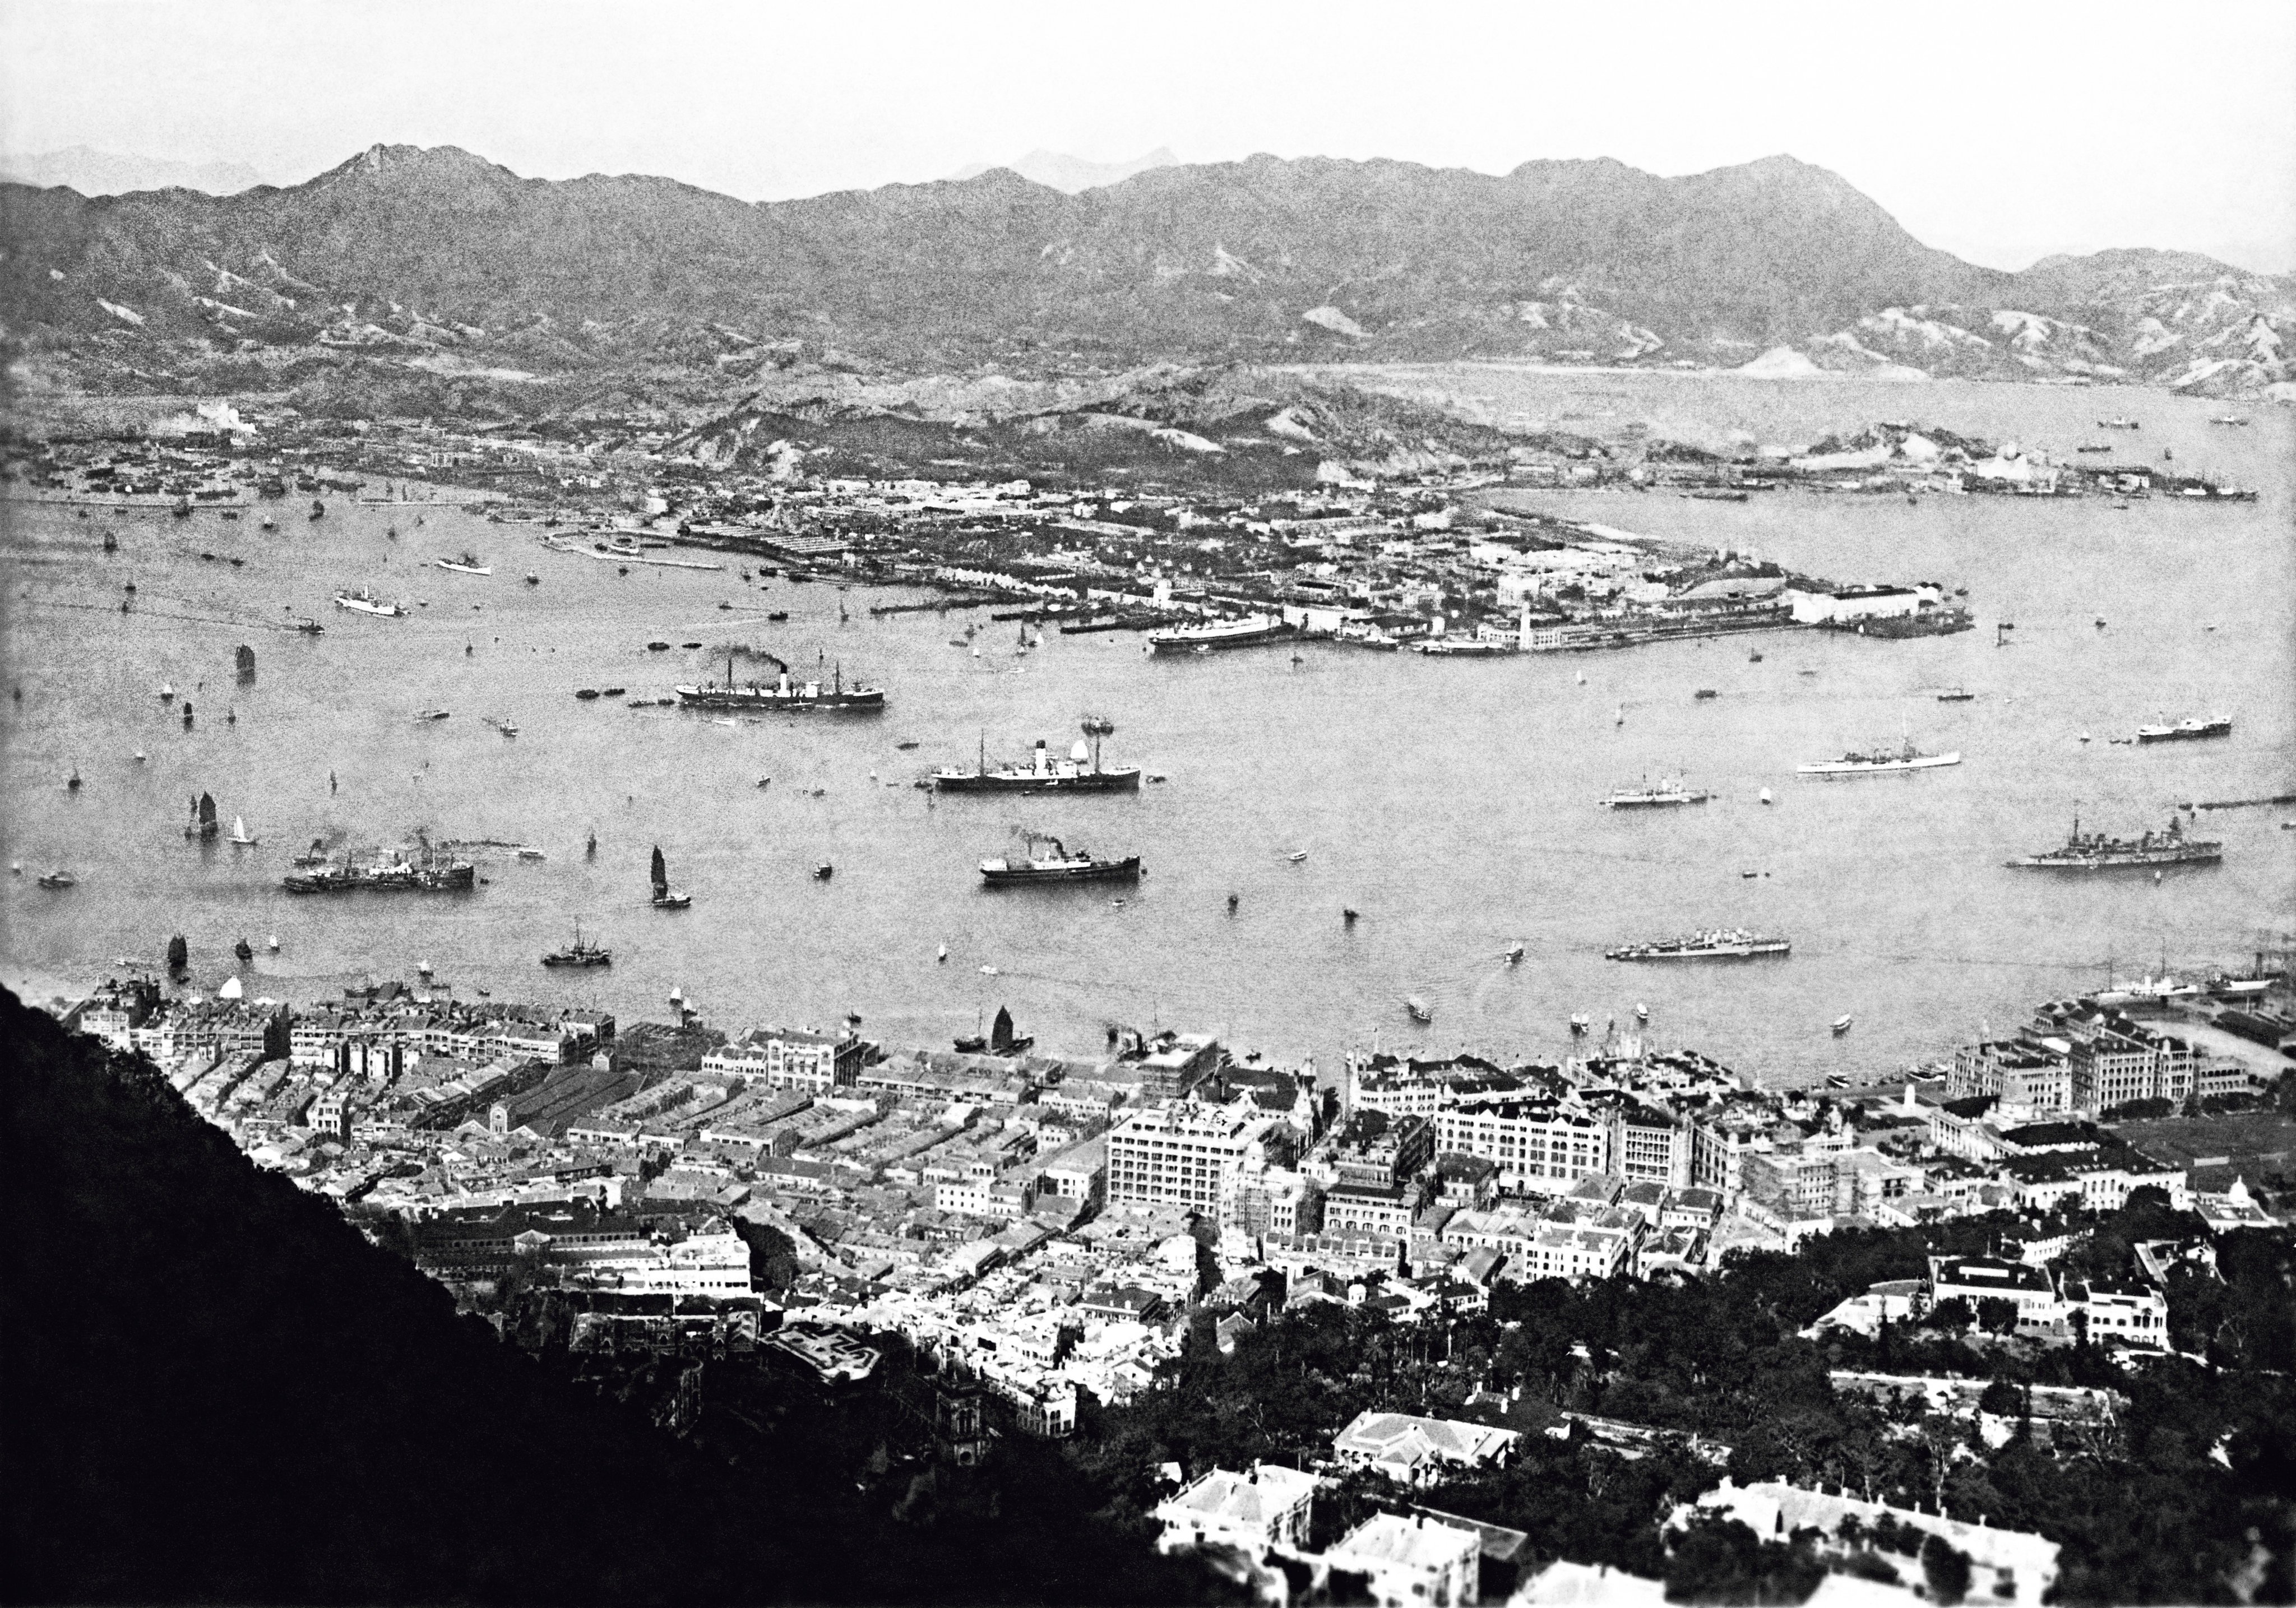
[[934, 726, 1141, 794], [2135, 716, 2232, 744], [1599, 775, 1711, 808], [1607, 930, 1792, 961], [2005, 815, 2222, 870], [1798, 740, 1961, 776], [675, 651, 884, 712], [979, 833, 1142, 886], [1145, 614, 1293, 656], [283, 841, 476, 894]]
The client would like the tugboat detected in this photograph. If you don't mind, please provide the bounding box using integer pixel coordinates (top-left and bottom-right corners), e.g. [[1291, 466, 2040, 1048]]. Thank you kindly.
[[184, 793, 220, 840], [675, 650, 885, 712], [979, 833, 1141, 886], [1599, 775, 1712, 808], [934, 725, 1142, 793], [1797, 739, 1960, 776], [1606, 930, 1793, 961], [2005, 814, 2223, 870], [649, 844, 691, 909], [2135, 716, 2232, 744], [540, 921, 612, 968]]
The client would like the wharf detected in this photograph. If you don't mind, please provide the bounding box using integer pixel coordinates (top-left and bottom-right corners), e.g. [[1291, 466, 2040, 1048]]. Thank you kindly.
[[540, 536, 723, 572]]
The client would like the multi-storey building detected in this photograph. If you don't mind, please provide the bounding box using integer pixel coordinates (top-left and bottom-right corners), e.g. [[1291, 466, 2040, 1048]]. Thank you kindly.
[[1950, 1040, 2073, 1114], [79, 977, 161, 1050], [1593, 1093, 1693, 1188], [701, 1026, 864, 1093], [1323, 1110, 1435, 1192], [1105, 1100, 1279, 1211], [1742, 1149, 1837, 1220], [1433, 1097, 1609, 1192]]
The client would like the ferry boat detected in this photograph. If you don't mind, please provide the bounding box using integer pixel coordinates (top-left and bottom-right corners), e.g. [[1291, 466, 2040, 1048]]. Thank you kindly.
[[2135, 716, 2232, 744], [934, 728, 1141, 794], [1606, 930, 1793, 961], [541, 922, 611, 967], [2005, 814, 2223, 870], [675, 652, 884, 712], [1797, 740, 1961, 776], [283, 842, 477, 894], [1145, 614, 1293, 656], [334, 588, 406, 618], [434, 553, 492, 575], [1599, 775, 1712, 808], [979, 833, 1142, 887]]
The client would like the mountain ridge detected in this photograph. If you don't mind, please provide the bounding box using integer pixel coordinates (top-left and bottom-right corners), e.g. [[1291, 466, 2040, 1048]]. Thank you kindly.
[[1, 142, 2288, 400]]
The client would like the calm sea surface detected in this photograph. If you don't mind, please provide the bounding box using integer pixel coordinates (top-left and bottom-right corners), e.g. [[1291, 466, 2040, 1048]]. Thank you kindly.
[[4, 376, 2291, 1087]]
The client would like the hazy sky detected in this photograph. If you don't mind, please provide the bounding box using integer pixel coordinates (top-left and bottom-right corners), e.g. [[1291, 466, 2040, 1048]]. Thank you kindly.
[[2, 0, 2290, 272]]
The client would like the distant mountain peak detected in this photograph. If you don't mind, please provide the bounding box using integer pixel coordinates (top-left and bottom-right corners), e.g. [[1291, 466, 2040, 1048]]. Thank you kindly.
[[0, 144, 266, 196], [944, 147, 1177, 193]]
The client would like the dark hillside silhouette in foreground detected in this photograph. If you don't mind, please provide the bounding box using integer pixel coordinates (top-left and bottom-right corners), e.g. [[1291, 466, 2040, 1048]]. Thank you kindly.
[[0, 988, 1224, 1606]]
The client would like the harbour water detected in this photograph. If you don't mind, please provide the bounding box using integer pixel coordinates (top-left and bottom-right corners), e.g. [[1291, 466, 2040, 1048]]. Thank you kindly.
[[4, 378, 2290, 1087]]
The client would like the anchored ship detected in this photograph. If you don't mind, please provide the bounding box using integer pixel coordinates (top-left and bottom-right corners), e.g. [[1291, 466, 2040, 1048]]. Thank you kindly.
[[979, 833, 1142, 886], [1599, 775, 1712, 808], [283, 841, 476, 894], [1798, 740, 1961, 776], [1607, 930, 1792, 961], [675, 651, 884, 711], [541, 921, 612, 967], [1145, 614, 1293, 656], [934, 725, 1141, 794], [2135, 716, 2232, 744], [334, 588, 406, 618], [2005, 815, 2223, 870], [434, 552, 492, 575]]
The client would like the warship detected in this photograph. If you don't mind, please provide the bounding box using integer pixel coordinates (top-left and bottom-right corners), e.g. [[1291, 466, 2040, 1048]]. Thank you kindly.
[[2005, 815, 2223, 870]]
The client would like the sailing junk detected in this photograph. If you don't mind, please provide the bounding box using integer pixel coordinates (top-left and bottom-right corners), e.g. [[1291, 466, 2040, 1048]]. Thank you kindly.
[[956, 1005, 1034, 1057], [184, 793, 220, 840], [650, 844, 691, 909]]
